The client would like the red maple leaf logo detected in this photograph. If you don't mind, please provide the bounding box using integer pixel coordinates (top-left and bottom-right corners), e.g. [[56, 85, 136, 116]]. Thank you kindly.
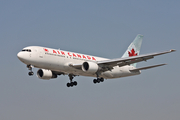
[[128, 48, 137, 57], [44, 48, 49, 52]]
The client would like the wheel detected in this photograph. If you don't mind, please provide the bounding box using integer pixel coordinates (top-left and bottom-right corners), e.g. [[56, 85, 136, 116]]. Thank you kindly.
[[93, 79, 97, 84], [70, 82, 74, 87], [28, 72, 34, 76], [97, 78, 100, 83], [67, 83, 70, 87], [100, 78, 104, 82], [73, 81, 77, 86]]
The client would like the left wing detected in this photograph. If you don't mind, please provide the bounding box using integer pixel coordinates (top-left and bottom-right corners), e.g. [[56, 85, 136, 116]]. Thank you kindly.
[[97, 49, 175, 70]]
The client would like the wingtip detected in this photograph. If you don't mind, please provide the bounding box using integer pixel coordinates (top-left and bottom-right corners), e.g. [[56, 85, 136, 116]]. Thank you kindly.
[[157, 63, 167, 66], [170, 49, 176, 52]]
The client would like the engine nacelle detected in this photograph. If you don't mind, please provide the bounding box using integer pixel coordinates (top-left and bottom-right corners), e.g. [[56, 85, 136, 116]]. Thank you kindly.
[[37, 69, 57, 80], [82, 61, 99, 74]]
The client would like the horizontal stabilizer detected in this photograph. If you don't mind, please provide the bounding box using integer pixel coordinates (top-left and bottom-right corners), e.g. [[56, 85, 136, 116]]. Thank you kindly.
[[130, 64, 166, 72]]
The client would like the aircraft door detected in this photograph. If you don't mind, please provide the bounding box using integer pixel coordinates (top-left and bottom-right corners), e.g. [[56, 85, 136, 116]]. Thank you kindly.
[[39, 48, 44, 58]]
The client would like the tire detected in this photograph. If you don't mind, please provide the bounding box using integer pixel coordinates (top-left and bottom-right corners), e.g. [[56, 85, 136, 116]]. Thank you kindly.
[[67, 83, 70, 87], [73, 81, 77, 86], [97, 79, 100, 83], [93, 79, 97, 84], [28, 72, 34, 76], [70, 82, 74, 87], [100, 78, 104, 82]]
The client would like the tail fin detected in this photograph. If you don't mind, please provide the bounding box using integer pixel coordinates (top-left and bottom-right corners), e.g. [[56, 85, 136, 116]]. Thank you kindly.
[[122, 34, 143, 67]]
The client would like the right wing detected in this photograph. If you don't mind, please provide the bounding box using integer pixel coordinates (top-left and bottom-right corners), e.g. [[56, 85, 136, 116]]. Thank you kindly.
[[97, 49, 175, 71]]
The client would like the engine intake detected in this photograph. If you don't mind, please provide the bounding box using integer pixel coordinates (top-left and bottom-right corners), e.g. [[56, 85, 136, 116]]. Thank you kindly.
[[82, 62, 99, 74], [37, 69, 57, 80]]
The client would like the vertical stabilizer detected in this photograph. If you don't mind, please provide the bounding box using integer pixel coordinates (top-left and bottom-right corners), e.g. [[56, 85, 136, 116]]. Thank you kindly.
[[122, 34, 143, 67]]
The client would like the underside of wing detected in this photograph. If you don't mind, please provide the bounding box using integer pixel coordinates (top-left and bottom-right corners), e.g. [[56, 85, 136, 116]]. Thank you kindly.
[[129, 63, 166, 72]]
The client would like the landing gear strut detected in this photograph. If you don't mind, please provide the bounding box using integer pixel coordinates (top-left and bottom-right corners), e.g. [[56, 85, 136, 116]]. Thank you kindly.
[[67, 74, 77, 87], [27, 65, 34, 76]]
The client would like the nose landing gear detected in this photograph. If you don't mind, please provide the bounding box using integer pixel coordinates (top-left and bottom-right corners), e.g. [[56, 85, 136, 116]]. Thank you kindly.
[[27, 65, 34, 76]]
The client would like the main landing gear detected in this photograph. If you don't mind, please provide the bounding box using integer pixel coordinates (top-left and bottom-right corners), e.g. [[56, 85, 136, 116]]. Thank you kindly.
[[27, 65, 34, 76], [67, 74, 77, 87], [93, 73, 104, 84], [93, 77, 104, 84]]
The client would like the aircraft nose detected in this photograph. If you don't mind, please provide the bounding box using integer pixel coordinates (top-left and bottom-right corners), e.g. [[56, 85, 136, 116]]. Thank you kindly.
[[17, 52, 23, 60]]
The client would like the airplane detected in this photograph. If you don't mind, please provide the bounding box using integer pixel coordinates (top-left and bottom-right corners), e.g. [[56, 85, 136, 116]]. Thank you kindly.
[[17, 34, 175, 87]]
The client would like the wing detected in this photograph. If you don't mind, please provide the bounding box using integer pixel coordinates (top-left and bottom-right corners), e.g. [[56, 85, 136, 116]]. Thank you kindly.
[[97, 49, 175, 71]]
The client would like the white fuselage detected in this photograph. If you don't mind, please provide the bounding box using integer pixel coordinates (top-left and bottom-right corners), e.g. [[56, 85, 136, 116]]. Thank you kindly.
[[17, 46, 140, 79]]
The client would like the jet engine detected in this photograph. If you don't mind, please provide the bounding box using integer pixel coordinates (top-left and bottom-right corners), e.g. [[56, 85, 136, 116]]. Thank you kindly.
[[37, 69, 57, 80], [82, 62, 99, 74]]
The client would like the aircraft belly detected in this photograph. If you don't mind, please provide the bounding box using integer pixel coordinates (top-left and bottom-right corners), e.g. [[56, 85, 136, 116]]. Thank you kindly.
[[30, 50, 141, 79], [102, 66, 140, 79]]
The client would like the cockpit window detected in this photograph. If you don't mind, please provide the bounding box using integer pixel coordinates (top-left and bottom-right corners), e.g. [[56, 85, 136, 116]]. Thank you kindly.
[[22, 49, 31, 52]]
